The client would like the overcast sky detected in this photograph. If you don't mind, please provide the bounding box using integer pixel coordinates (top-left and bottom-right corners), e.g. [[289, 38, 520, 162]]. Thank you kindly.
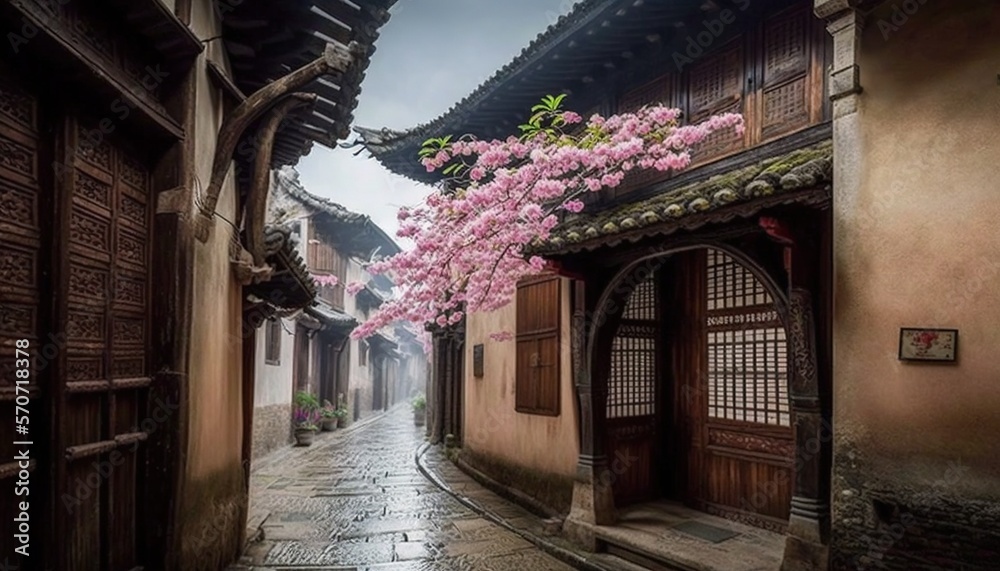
[[294, 0, 579, 246]]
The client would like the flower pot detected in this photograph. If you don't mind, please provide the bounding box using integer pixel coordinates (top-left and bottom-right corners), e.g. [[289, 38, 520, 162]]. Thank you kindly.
[[321, 419, 337, 432], [413, 409, 425, 426], [294, 428, 316, 446], [337, 417, 347, 429]]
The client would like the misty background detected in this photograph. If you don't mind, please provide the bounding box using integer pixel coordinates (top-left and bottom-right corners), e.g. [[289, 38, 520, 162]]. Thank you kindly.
[[294, 0, 580, 244]]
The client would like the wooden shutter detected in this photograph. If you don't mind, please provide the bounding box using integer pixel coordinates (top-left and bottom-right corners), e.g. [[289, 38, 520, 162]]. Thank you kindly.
[[515, 276, 560, 416], [757, 6, 815, 141], [688, 39, 746, 164], [617, 76, 676, 195]]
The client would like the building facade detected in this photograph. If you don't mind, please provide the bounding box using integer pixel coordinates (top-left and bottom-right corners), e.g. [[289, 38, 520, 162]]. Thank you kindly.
[[0, 0, 394, 569], [249, 166, 410, 460], [358, 0, 1000, 569]]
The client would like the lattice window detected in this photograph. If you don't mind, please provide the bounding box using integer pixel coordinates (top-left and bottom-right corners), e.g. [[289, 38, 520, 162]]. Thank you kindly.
[[688, 43, 745, 162], [607, 274, 657, 419], [760, 7, 811, 139], [616, 77, 675, 194], [705, 250, 789, 426]]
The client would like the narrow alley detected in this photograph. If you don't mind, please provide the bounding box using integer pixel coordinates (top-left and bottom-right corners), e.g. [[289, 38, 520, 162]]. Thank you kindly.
[[239, 406, 577, 570]]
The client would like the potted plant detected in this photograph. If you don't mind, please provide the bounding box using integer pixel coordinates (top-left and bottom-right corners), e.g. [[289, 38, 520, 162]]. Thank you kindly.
[[411, 394, 426, 427], [332, 404, 349, 428], [293, 391, 320, 445], [334, 393, 349, 428], [320, 400, 338, 432]]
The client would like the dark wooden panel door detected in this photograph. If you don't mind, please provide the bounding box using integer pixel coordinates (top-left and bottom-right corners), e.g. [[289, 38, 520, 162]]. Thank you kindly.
[[685, 249, 793, 532], [0, 60, 51, 571], [56, 116, 152, 570], [606, 273, 660, 506]]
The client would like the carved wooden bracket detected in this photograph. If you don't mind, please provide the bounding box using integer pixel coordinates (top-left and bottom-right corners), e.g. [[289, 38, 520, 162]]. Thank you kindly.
[[244, 93, 317, 266], [194, 42, 359, 242]]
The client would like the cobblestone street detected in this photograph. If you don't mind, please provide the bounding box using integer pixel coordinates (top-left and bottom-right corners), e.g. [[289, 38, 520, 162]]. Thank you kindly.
[[240, 406, 578, 570]]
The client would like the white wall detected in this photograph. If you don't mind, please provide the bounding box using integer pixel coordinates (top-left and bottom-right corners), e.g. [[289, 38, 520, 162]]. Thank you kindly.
[[253, 318, 296, 407]]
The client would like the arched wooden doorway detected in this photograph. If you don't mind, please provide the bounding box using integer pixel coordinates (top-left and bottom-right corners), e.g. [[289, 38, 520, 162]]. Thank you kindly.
[[602, 247, 795, 530]]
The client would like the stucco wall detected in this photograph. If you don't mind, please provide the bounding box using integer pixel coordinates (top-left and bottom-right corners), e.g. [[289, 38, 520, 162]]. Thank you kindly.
[[463, 278, 579, 510], [177, 2, 248, 568], [831, 2, 1000, 567], [251, 318, 295, 461], [345, 258, 377, 420]]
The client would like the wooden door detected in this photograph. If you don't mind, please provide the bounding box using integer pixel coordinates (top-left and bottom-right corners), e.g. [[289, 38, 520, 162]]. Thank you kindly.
[[684, 249, 793, 531], [55, 116, 153, 569], [0, 60, 52, 571], [606, 273, 660, 506]]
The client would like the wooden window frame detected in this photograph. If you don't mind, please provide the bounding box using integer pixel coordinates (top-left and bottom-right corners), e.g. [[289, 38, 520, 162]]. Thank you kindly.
[[515, 275, 562, 416], [265, 318, 282, 365], [358, 339, 368, 367]]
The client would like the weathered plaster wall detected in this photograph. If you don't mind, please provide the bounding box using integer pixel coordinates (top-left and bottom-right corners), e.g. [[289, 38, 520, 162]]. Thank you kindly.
[[345, 258, 376, 421], [252, 318, 295, 461], [463, 278, 579, 512], [831, 2, 1000, 568], [176, 2, 248, 568]]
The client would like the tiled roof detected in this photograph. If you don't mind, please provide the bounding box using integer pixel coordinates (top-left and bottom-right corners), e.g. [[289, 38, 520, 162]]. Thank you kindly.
[[306, 300, 358, 331], [223, 0, 398, 167], [245, 225, 317, 310], [354, 0, 717, 182], [533, 140, 833, 255], [272, 167, 402, 257]]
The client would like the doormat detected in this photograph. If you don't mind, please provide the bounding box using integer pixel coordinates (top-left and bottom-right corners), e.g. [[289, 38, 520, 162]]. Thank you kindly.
[[672, 520, 740, 543]]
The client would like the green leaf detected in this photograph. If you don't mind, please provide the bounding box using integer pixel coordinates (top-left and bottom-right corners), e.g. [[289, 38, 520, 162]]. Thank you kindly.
[[421, 137, 437, 147]]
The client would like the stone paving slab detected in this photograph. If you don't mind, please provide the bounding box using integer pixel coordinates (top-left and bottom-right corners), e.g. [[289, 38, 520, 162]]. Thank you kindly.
[[234, 406, 576, 571]]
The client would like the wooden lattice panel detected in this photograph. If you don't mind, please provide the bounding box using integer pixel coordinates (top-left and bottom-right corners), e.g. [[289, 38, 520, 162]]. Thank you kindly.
[[607, 274, 658, 419], [705, 250, 789, 426], [760, 7, 811, 139], [616, 77, 675, 194], [688, 43, 745, 163]]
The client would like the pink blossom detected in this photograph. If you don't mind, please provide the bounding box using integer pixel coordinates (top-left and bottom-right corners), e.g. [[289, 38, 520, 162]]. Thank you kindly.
[[345, 282, 365, 296], [348, 99, 745, 349]]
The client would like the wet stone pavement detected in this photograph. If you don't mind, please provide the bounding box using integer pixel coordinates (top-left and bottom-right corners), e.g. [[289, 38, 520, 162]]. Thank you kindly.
[[240, 406, 576, 570]]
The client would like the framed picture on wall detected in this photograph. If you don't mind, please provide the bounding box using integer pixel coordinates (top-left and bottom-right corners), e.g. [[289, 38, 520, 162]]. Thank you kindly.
[[898, 328, 958, 362]]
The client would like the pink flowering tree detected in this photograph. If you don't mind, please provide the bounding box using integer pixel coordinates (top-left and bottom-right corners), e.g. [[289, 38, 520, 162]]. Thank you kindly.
[[351, 95, 743, 343]]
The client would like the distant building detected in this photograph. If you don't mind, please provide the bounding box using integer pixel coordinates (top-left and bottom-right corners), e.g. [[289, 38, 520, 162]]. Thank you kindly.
[[250, 167, 420, 462]]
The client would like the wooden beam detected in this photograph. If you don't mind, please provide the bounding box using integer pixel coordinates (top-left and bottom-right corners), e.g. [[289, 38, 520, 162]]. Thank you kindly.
[[245, 93, 317, 266], [195, 42, 359, 241]]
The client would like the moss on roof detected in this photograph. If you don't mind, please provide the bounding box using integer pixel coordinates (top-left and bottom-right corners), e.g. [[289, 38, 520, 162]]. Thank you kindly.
[[537, 140, 832, 253]]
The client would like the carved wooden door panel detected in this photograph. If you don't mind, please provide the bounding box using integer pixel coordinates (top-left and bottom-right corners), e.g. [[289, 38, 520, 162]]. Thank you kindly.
[[56, 116, 152, 570], [606, 273, 660, 506], [686, 249, 793, 532], [0, 61, 51, 571]]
